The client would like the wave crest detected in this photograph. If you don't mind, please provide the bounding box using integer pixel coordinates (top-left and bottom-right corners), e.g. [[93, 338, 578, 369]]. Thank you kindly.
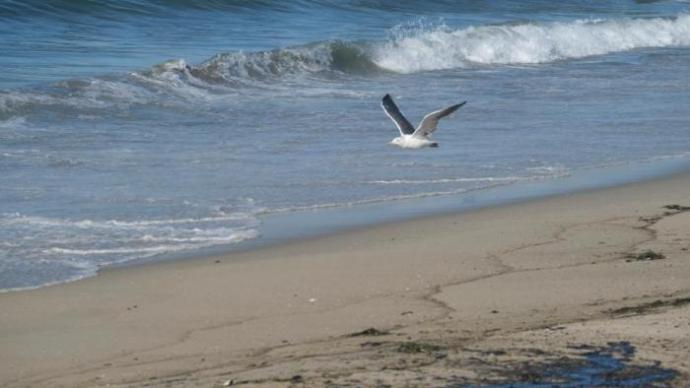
[[190, 41, 384, 85], [373, 14, 690, 73], [2, 15, 688, 120]]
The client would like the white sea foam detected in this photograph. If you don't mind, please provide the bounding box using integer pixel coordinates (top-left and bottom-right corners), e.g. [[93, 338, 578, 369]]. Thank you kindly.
[[0, 91, 56, 114], [0, 84, 150, 116], [130, 59, 219, 100], [79, 79, 153, 105], [367, 176, 528, 185], [266, 189, 472, 214], [43, 229, 258, 256], [2, 212, 257, 228], [0, 271, 96, 294], [0, 209, 260, 291], [526, 165, 570, 176], [265, 170, 576, 214], [0, 116, 27, 128], [374, 15, 690, 73]]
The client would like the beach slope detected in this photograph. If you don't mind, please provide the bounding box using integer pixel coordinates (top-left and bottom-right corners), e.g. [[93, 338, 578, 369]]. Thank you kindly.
[[1, 172, 690, 387]]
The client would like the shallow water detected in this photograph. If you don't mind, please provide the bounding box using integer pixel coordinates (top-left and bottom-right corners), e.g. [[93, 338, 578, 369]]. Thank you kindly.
[[1, 1, 690, 290], [461, 342, 677, 387]]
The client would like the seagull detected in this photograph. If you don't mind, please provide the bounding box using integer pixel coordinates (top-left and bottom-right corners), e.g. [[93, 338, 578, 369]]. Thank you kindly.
[[381, 94, 466, 149]]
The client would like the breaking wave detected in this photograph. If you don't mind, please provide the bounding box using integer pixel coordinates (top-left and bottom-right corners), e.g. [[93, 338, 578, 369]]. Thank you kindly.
[[191, 41, 384, 85], [147, 14, 690, 81], [374, 14, 690, 72], [1, 14, 689, 119]]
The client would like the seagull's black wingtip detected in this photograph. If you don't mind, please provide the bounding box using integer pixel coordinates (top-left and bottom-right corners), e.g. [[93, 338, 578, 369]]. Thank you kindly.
[[449, 101, 467, 110]]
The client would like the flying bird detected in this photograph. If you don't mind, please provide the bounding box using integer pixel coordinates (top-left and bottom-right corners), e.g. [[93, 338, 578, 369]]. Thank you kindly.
[[381, 94, 466, 149]]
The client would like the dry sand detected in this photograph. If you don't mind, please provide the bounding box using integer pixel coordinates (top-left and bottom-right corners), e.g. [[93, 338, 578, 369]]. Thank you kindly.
[[1, 172, 689, 387]]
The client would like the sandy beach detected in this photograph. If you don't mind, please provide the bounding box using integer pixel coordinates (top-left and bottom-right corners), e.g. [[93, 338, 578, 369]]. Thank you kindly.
[[2, 171, 690, 387]]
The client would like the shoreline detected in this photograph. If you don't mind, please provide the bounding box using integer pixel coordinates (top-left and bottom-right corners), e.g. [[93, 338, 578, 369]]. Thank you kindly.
[[151, 156, 690, 264], [2, 168, 690, 387], [6, 156, 689, 295]]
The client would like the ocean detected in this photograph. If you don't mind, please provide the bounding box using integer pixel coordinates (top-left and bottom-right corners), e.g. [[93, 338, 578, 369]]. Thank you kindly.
[[1, 0, 689, 291]]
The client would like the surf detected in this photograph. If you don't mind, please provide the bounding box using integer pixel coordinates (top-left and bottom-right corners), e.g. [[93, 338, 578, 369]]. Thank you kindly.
[[373, 14, 690, 72], [3, 14, 689, 121]]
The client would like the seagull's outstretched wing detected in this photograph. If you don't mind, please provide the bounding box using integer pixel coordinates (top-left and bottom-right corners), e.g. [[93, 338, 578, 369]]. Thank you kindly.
[[413, 101, 466, 138], [381, 94, 415, 135]]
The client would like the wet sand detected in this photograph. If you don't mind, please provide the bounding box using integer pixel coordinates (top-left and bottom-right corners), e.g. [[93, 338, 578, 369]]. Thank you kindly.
[[1, 171, 689, 387]]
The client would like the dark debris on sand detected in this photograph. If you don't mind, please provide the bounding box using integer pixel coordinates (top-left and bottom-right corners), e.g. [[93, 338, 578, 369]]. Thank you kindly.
[[608, 297, 690, 316], [626, 250, 666, 262], [348, 328, 390, 337], [397, 341, 444, 354], [663, 204, 690, 212]]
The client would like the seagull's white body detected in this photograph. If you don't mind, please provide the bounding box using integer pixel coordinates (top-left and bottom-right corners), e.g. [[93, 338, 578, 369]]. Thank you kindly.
[[390, 135, 438, 149], [381, 94, 466, 149]]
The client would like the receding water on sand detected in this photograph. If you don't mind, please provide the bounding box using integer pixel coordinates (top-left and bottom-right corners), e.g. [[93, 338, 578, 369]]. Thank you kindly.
[[454, 342, 677, 387], [146, 155, 690, 264]]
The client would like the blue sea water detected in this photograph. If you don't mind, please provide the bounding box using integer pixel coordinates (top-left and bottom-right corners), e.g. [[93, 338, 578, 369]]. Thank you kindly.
[[1, 0, 690, 291]]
